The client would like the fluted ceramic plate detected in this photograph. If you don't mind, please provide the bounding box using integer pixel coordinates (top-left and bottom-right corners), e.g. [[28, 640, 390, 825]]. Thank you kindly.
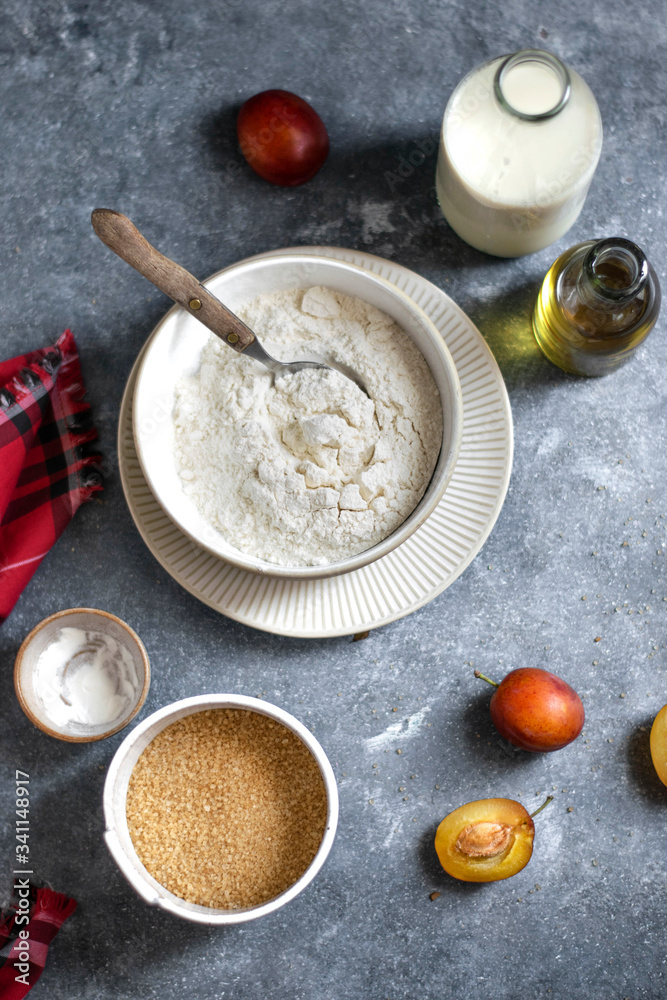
[[118, 247, 513, 638]]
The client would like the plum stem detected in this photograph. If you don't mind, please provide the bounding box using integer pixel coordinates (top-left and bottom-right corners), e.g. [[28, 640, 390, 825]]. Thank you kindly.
[[530, 795, 554, 819], [474, 669, 499, 688]]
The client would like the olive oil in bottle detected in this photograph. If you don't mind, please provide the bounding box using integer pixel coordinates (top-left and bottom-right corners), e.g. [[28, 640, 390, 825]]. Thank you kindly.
[[532, 237, 661, 376]]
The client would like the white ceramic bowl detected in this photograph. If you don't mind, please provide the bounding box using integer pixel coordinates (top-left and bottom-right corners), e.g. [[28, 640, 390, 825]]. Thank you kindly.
[[14, 608, 150, 743], [133, 252, 463, 579], [103, 694, 339, 925]]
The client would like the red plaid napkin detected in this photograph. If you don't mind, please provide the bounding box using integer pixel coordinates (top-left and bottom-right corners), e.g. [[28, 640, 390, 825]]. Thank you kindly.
[[0, 330, 102, 623], [0, 885, 77, 997]]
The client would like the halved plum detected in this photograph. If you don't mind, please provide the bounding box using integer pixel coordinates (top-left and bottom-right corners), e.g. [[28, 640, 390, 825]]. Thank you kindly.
[[650, 704, 667, 786], [435, 797, 551, 882]]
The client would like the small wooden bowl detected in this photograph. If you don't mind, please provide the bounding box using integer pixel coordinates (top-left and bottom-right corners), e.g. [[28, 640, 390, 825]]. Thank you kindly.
[[14, 608, 150, 743]]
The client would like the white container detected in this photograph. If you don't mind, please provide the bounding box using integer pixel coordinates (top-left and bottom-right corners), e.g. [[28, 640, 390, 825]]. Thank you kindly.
[[436, 49, 603, 257], [103, 694, 339, 925], [132, 253, 463, 579]]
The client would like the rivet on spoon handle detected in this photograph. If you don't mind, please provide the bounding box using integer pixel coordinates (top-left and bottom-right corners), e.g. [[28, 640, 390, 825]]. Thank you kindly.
[[90, 209, 255, 352]]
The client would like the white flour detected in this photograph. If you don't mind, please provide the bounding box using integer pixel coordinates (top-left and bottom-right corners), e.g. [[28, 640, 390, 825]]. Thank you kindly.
[[173, 286, 442, 566]]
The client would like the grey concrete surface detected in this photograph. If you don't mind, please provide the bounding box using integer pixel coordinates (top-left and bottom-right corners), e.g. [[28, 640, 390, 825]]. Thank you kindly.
[[0, 1, 666, 998]]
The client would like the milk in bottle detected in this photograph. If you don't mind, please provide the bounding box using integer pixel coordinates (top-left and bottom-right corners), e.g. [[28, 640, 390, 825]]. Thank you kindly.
[[436, 49, 602, 257]]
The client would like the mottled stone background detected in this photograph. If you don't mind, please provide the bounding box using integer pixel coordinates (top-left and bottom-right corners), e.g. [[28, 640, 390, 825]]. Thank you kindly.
[[0, 1, 665, 997]]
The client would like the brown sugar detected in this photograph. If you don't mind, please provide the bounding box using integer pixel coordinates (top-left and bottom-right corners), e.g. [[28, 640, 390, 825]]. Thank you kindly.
[[125, 708, 328, 909]]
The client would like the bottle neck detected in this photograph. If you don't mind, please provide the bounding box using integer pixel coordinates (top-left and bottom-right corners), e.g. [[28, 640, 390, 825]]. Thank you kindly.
[[494, 49, 571, 121], [579, 238, 649, 309]]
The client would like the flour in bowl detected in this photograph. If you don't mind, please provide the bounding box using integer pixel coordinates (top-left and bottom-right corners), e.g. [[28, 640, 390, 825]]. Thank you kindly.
[[173, 286, 442, 566]]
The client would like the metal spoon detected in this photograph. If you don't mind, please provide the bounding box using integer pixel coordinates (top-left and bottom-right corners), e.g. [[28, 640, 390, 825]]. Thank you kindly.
[[91, 209, 367, 393]]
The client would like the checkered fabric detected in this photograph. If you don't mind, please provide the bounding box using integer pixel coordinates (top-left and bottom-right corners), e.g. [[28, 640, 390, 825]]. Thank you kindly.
[[0, 330, 103, 623], [0, 886, 77, 998]]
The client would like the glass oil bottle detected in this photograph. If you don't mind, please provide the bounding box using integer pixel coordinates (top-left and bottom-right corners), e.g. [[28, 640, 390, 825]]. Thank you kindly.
[[532, 237, 661, 376]]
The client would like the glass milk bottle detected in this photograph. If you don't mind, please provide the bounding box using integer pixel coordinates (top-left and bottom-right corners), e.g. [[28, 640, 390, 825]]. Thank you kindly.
[[436, 49, 603, 257]]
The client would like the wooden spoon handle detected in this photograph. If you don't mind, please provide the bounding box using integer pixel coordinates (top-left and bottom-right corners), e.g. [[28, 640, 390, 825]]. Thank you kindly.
[[91, 209, 255, 352]]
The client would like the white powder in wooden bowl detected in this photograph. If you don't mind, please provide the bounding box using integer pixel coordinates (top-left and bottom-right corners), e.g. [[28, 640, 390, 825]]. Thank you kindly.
[[173, 286, 442, 566]]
